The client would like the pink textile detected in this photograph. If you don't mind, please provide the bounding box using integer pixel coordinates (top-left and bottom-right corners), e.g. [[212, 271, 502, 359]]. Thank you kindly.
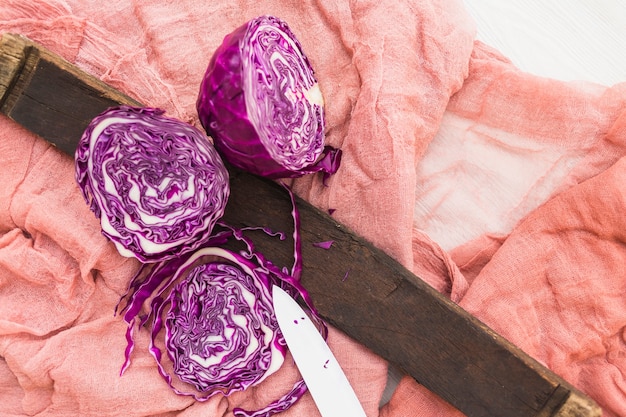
[[1, 1, 625, 416]]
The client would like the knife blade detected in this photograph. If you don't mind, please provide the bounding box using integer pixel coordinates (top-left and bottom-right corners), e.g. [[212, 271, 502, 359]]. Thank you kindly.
[[272, 285, 366, 417], [0, 32, 602, 417]]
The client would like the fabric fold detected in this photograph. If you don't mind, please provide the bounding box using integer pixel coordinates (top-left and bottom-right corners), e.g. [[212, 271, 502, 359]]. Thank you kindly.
[[1, 0, 625, 416], [460, 156, 626, 416]]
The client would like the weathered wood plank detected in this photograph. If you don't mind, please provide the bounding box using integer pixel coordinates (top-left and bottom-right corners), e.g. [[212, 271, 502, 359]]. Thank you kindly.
[[0, 33, 140, 155], [0, 32, 601, 417], [223, 168, 598, 417]]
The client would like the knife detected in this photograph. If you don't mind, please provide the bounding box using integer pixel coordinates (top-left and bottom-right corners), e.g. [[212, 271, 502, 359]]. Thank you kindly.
[[0, 33, 602, 417], [272, 285, 367, 417]]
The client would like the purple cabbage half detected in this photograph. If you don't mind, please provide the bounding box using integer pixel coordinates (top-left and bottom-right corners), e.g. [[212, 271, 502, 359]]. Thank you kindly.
[[166, 257, 285, 394], [197, 15, 341, 180], [117, 186, 325, 416], [75, 106, 230, 262], [118, 236, 321, 416]]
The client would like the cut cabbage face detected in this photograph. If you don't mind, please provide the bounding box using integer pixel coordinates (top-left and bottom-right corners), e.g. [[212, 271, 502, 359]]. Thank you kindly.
[[197, 15, 341, 180], [75, 106, 230, 262]]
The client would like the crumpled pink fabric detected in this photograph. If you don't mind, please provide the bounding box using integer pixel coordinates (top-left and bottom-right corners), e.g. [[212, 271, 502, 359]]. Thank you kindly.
[[1, 0, 625, 416]]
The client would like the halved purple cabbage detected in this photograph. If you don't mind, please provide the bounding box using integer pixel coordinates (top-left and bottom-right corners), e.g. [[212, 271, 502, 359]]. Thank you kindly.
[[151, 247, 286, 395], [75, 106, 230, 262], [166, 252, 284, 394], [197, 15, 341, 180], [118, 239, 321, 416], [116, 185, 326, 416]]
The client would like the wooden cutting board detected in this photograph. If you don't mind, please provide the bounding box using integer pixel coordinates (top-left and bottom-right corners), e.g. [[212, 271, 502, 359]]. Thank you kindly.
[[0, 33, 601, 417]]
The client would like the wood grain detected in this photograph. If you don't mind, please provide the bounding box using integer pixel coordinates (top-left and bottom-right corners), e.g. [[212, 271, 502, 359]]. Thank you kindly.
[[0, 32, 601, 417], [0, 33, 140, 155]]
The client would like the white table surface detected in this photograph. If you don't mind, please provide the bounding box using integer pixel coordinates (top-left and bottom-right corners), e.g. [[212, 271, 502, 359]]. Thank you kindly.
[[462, 0, 626, 86]]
